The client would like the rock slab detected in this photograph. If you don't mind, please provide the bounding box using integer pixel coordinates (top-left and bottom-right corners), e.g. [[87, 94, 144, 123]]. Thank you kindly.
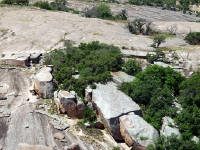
[[92, 82, 142, 141], [120, 113, 159, 147]]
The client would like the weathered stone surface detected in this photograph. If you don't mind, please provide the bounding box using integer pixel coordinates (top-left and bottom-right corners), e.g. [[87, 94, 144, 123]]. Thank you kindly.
[[150, 22, 200, 34], [54, 132, 65, 140], [120, 112, 159, 147], [0, 53, 30, 67], [34, 67, 55, 98], [111, 71, 135, 85], [92, 82, 141, 141], [17, 143, 53, 150], [160, 116, 181, 138]]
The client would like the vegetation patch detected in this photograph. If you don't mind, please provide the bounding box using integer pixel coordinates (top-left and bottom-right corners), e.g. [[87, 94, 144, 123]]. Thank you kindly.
[[184, 32, 200, 45], [122, 59, 142, 76], [120, 65, 185, 129], [147, 134, 200, 150], [44, 41, 123, 98], [85, 3, 127, 20], [127, 18, 151, 35]]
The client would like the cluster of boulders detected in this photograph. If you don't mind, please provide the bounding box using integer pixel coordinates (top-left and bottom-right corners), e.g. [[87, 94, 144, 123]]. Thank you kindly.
[[88, 81, 159, 149]]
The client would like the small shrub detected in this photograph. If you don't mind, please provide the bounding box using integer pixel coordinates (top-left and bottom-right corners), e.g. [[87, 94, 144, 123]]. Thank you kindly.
[[50, 0, 67, 11], [83, 107, 97, 124], [127, 18, 146, 35], [112, 146, 120, 150], [85, 4, 112, 19], [152, 34, 166, 48], [33, 1, 52, 10], [184, 32, 200, 45], [122, 59, 142, 76], [128, 0, 142, 5], [118, 9, 127, 20]]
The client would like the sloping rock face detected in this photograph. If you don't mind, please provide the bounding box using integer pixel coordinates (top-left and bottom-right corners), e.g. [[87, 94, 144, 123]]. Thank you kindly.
[[150, 22, 200, 34], [92, 82, 142, 141], [119, 112, 159, 147], [160, 116, 181, 138], [111, 71, 135, 85], [34, 67, 55, 98]]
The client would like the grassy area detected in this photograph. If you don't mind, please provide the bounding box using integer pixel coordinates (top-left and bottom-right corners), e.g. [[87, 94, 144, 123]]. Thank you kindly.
[[150, 33, 176, 40]]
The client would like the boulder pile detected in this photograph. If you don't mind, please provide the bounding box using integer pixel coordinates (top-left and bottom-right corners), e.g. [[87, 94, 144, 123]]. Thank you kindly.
[[90, 82, 159, 148]]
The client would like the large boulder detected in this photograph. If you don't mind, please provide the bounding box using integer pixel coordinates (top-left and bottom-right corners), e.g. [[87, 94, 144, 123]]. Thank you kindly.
[[57, 90, 77, 118], [160, 116, 181, 138], [17, 143, 53, 150], [120, 112, 159, 147], [92, 82, 142, 141], [34, 67, 55, 99], [150, 22, 200, 35]]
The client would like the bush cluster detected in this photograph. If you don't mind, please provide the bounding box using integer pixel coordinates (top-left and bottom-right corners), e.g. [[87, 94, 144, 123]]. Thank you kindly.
[[44, 41, 123, 98], [33, 0, 79, 13], [122, 59, 142, 76], [175, 72, 200, 139], [1, 0, 28, 5], [85, 4, 127, 20], [184, 32, 200, 45], [120, 65, 185, 129]]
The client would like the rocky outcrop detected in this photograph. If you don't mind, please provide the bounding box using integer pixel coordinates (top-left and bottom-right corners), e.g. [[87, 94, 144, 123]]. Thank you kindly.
[[111, 71, 135, 85], [160, 116, 181, 138], [150, 22, 200, 35], [92, 82, 142, 141], [34, 67, 55, 99], [120, 112, 159, 147]]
